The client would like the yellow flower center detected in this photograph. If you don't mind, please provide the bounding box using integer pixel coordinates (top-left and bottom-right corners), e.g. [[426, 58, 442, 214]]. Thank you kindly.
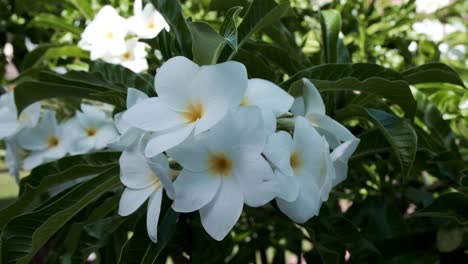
[[207, 152, 233, 177], [240, 97, 250, 106], [147, 21, 156, 29], [47, 136, 59, 149], [106, 31, 114, 39], [290, 151, 303, 173], [181, 101, 205, 124], [86, 127, 97, 137], [122, 52, 132, 60]]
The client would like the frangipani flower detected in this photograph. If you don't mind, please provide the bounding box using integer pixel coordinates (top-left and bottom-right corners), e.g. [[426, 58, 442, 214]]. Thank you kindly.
[[167, 107, 279, 240], [263, 117, 336, 223], [240, 79, 294, 135], [290, 79, 357, 149], [129, 0, 170, 39], [5, 139, 21, 182], [16, 111, 69, 170], [111, 88, 148, 150], [0, 91, 41, 139], [103, 39, 149, 73], [118, 142, 171, 242], [65, 104, 119, 155], [79, 6, 128, 60], [124, 56, 248, 157]]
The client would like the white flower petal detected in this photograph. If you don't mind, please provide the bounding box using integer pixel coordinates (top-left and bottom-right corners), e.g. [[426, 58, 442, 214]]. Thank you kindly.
[[245, 79, 294, 116], [172, 169, 221, 213], [5, 138, 20, 182], [95, 123, 119, 149], [19, 102, 41, 128], [191, 61, 247, 106], [307, 114, 356, 144], [144, 124, 195, 157], [262, 109, 277, 136], [127, 87, 149, 108], [146, 188, 163, 242], [154, 56, 199, 104], [120, 148, 156, 189], [123, 97, 185, 132], [235, 153, 279, 207], [274, 169, 300, 202], [263, 131, 294, 177], [276, 185, 322, 224], [166, 133, 209, 172], [23, 151, 46, 170], [290, 97, 305, 117], [118, 185, 155, 216], [199, 178, 244, 241], [146, 154, 173, 198], [194, 97, 229, 135], [77, 104, 107, 127], [331, 139, 360, 186], [301, 79, 326, 116]]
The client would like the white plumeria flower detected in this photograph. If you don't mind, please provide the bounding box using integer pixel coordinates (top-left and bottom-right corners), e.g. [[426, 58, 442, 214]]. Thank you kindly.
[[65, 104, 119, 155], [79, 6, 128, 60], [331, 139, 360, 186], [240, 79, 294, 136], [0, 91, 41, 139], [290, 78, 357, 149], [118, 142, 170, 242], [16, 111, 69, 170], [110, 88, 148, 150], [415, 0, 451, 14], [103, 39, 150, 73], [263, 117, 336, 223], [128, 0, 170, 39], [167, 107, 279, 241], [123, 56, 248, 157], [5, 138, 21, 182]]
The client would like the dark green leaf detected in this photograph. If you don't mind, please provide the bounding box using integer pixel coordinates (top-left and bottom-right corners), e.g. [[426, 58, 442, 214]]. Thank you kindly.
[[402, 63, 466, 88], [150, 0, 193, 58], [66, 0, 94, 20], [219, 6, 243, 52], [29, 14, 82, 35], [414, 192, 468, 225], [189, 22, 226, 65], [337, 106, 417, 178], [1, 166, 120, 264], [320, 9, 342, 63]]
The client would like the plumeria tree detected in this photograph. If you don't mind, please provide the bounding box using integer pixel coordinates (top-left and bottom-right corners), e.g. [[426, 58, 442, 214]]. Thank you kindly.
[[0, 0, 467, 263]]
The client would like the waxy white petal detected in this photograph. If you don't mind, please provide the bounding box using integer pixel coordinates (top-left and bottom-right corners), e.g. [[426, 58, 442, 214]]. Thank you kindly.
[[147, 189, 163, 242], [145, 124, 195, 157], [200, 178, 244, 241], [118, 185, 155, 216]]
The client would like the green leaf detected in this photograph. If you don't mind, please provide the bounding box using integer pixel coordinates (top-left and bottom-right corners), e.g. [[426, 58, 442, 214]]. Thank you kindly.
[[336, 106, 417, 178], [118, 208, 178, 264], [413, 192, 468, 225], [0, 152, 119, 230], [219, 6, 243, 52], [21, 44, 88, 70], [66, 0, 94, 20], [150, 0, 193, 58], [13, 70, 127, 112], [89, 61, 155, 96], [28, 14, 82, 35], [402, 63, 466, 88], [320, 9, 342, 63], [222, 0, 291, 60], [189, 22, 226, 65], [1, 166, 120, 264]]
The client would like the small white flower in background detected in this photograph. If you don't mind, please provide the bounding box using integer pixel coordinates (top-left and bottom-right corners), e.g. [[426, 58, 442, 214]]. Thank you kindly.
[[118, 141, 171, 242], [123, 56, 248, 157], [290, 79, 357, 149], [16, 111, 69, 170], [0, 91, 41, 140], [65, 104, 119, 155], [263, 117, 336, 223], [412, 19, 463, 43], [240, 79, 294, 136], [79, 6, 128, 60], [111, 88, 148, 150], [129, 0, 170, 39], [167, 107, 279, 241], [415, 0, 452, 14], [103, 39, 150, 73]]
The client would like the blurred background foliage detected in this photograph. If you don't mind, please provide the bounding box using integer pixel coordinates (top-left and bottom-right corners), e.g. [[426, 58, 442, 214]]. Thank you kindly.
[[0, 0, 467, 263]]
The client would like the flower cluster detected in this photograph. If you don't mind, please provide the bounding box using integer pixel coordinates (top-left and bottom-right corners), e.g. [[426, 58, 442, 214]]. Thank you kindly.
[[0, 90, 119, 180], [78, 0, 169, 73], [116, 57, 360, 241]]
